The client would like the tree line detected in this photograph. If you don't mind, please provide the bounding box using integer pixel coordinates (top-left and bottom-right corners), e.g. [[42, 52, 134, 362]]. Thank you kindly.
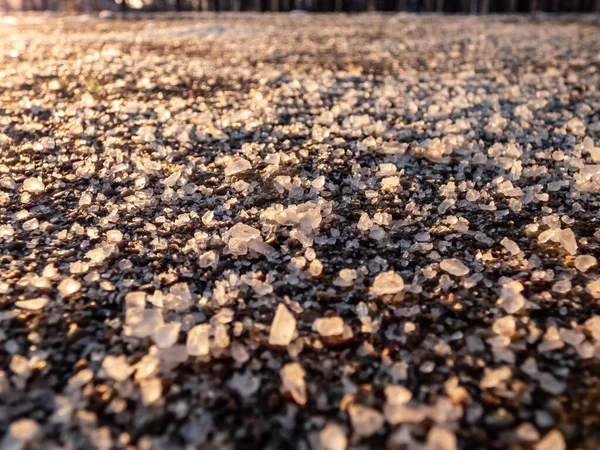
[[5, 0, 600, 14]]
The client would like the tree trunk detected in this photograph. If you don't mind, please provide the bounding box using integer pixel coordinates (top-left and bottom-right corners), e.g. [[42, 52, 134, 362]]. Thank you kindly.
[[175, 0, 183, 11], [119, 0, 127, 12], [436, 0, 444, 11], [270, 0, 278, 10], [508, 0, 517, 11], [367, 0, 377, 10], [530, 0, 537, 15], [469, 0, 477, 13], [480, 0, 489, 13], [335, 0, 342, 10]]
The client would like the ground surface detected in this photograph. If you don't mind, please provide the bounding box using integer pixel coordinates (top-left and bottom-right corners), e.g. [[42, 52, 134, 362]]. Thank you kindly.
[[1, 12, 600, 450]]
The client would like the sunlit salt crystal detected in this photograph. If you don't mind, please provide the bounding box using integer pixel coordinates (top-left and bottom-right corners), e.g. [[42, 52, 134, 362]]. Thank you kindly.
[[10, 355, 31, 378], [492, 316, 516, 336], [126, 309, 163, 338], [57, 278, 81, 297], [79, 192, 92, 207], [168, 283, 193, 311], [319, 423, 347, 450], [575, 255, 597, 272], [269, 304, 296, 346], [538, 229, 557, 244], [186, 323, 210, 356], [313, 316, 344, 337], [15, 297, 48, 310], [202, 210, 215, 226], [440, 258, 470, 277], [22, 218, 39, 231], [102, 355, 133, 382], [384, 385, 412, 405], [228, 223, 261, 242], [106, 230, 123, 243], [140, 378, 162, 406], [152, 322, 181, 349], [498, 279, 525, 314], [348, 404, 384, 438], [163, 170, 181, 187], [587, 279, 600, 299], [481, 366, 512, 389], [535, 430, 565, 450], [22, 177, 44, 194], [334, 268, 357, 287], [0, 224, 14, 239], [357, 213, 373, 232], [280, 362, 306, 405], [224, 158, 251, 176], [557, 228, 577, 255], [248, 238, 275, 255], [552, 279, 571, 294], [231, 342, 250, 364], [381, 176, 400, 190], [500, 238, 520, 255], [516, 423, 540, 442], [1, 419, 40, 450], [584, 316, 600, 341], [229, 238, 248, 256], [425, 426, 457, 450], [370, 271, 404, 296], [228, 371, 261, 398], [198, 250, 219, 269], [309, 259, 323, 276]]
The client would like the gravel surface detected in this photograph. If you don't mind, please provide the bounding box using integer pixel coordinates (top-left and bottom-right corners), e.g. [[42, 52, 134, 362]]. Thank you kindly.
[[1, 13, 600, 450]]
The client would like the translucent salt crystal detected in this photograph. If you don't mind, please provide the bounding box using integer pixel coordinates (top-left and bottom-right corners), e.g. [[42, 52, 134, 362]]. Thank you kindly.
[[313, 316, 344, 337], [1, 419, 40, 450], [22, 177, 44, 194], [584, 316, 600, 341], [500, 238, 520, 256], [575, 255, 597, 272], [535, 430, 565, 450], [552, 279, 571, 294], [309, 259, 323, 276], [480, 366, 511, 389], [10, 355, 31, 378], [106, 230, 123, 243], [198, 250, 219, 269], [79, 192, 92, 207], [370, 271, 404, 296], [248, 238, 275, 255], [357, 213, 373, 232], [587, 279, 600, 299], [224, 158, 251, 176], [229, 238, 248, 256], [57, 278, 81, 297], [425, 427, 457, 450], [384, 385, 412, 405], [537, 372, 565, 395], [126, 309, 163, 338], [22, 218, 39, 231], [186, 324, 210, 356], [168, 283, 193, 311], [492, 316, 515, 336], [231, 342, 250, 364], [140, 378, 162, 406], [538, 229, 557, 244], [228, 223, 261, 242], [440, 259, 470, 277], [319, 423, 347, 450], [557, 228, 577, 255], [202, 210, 215, 226], [280, 362, 306, 405], [334, 268, 357, 287], [163, 170, 181, 187], [102, 355, 133, 382], [516, 423, 540, 442], [269, 304, 296, 346], [152, 322, 181, 349], [228, 371, 260, 398], [348, 404, 384, 438], [15, 297, 48, 310], [498, 279, 525, 314]]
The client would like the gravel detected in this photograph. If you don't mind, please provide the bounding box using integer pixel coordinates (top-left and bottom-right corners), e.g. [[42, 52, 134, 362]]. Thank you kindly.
[[1, 12, 600, 450]]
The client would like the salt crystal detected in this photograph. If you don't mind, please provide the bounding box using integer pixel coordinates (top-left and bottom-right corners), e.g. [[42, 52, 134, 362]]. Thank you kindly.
[[384, 385, 412, 405], [587, 279, 600, 299], [516, 422, 540, 442], [106, 230, 123, 243], [224, 158, 251, 176], [57, 278, 81, 297], [552, 279, 571, 294], [186, 323, 210, 356], [140, 378, 162, 406], [557, 228, 577, 255], [440, 259, 470, 277], [370, 271, 404, 296], [152, 322, 181, 349], [425, 426, 457, 450], [22, 178, 44, 194], [537, 372, 565, 395], [15, 297, 48, 310], [313, 316, 345, 337], [575, 255, 597, 273], [535, 430, 565, 450], [102, 355, 133, 382], [22, 218, 39, 231], [500, 237, 520, 255], [584, 316, 600, 341], [309, 259, 323, 276], [280, 362, 306, 405], [492, 316, 516, 336], [227, 223, 261, 242], [348, 404, 384, 438], [319, 423, 347, 450], [0, 419, 40, 450], [198, 250, 219, 269], [269, 304, 296, 346], [480, 366, 511, 389]]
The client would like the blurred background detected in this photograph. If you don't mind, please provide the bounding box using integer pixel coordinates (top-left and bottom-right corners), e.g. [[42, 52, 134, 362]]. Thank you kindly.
[[3, 0, 600, 15]]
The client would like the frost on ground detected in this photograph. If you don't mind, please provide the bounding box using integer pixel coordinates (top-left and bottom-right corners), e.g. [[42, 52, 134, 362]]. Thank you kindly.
[[0, 12, 600, 450]]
